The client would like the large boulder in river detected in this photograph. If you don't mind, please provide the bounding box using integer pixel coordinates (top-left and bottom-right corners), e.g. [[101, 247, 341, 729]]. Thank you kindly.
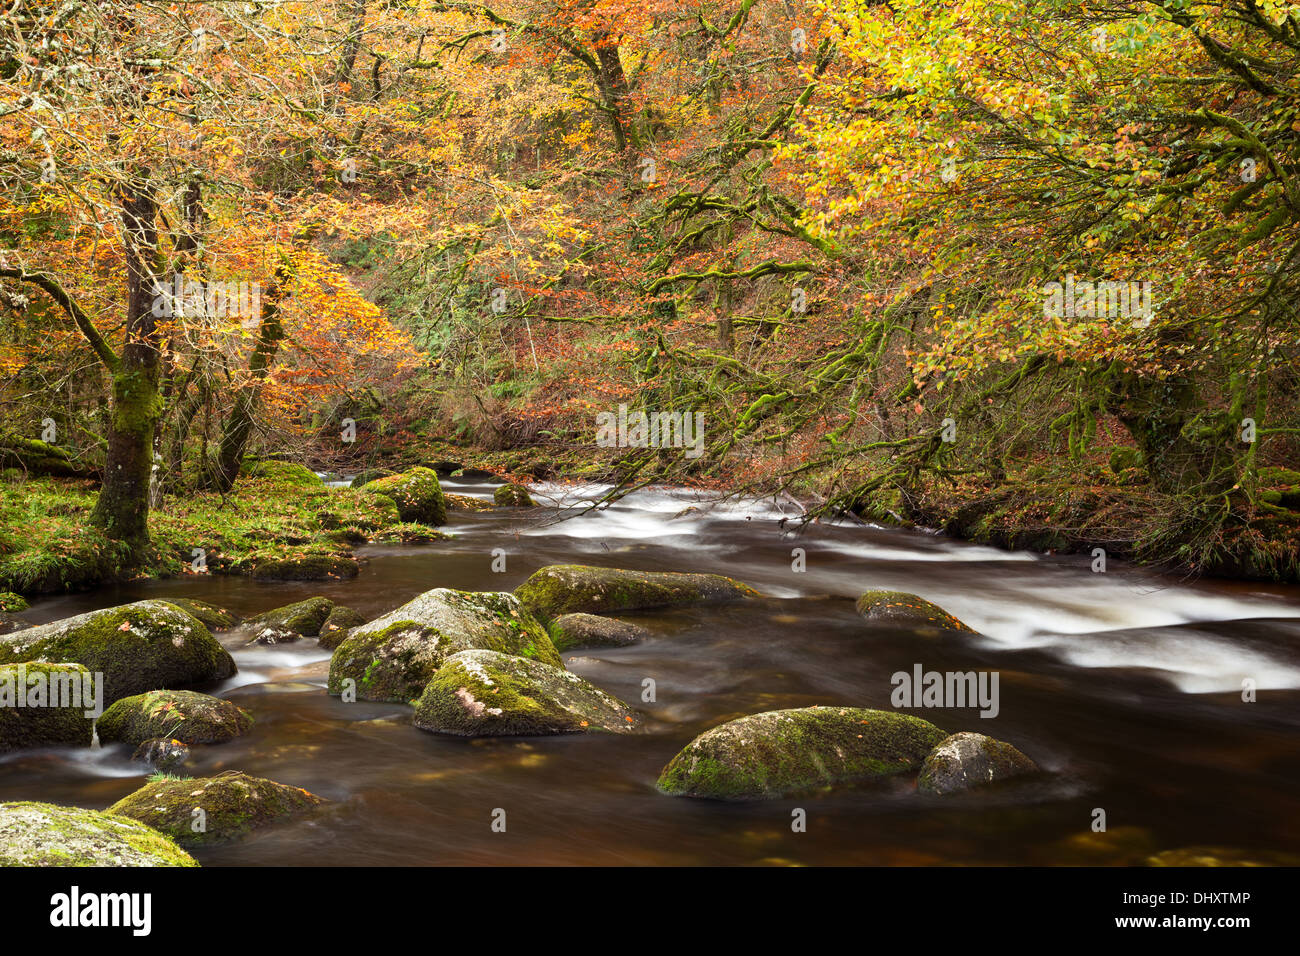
[[108, 772, 325, 848], [917, 732, 1039, 795], [855, 590, 976, 633], [549, 613, 649, 651], [0, 662, 96, 752], [361, 466, 447, 525], [414, 649, 638, 736], [515, 564, 759, 622], [248, 596, 333, 643], [97, 690, 253, 747], [657, 706, 948, 800], [0, 601, 236, 704], [328, 589, 561, 703], [0, 801, 197, 866]]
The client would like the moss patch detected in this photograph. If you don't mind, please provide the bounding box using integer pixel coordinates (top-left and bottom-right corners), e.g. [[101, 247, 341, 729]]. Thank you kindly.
[[515, 564, 759, 622], [97, 690, 253, 746], [165, 599, 238, 632], [0, 601, 236, 704], [249, 596, 334, 642], [108, 771, 324, 847], [657, 706, 948, 800], [0, 662, 96, 752]]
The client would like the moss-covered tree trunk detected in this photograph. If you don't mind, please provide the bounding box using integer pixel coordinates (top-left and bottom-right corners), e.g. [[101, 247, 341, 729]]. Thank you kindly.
[[89, 183, 162, 553]]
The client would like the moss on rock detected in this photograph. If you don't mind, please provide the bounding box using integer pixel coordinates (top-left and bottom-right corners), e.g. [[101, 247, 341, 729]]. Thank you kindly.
[[318, 605, 367, 651], [97, 690, 253, 746], [248, 596, 333, 643], [239, 459, 324, 487], [108, 771, 324, 847], [165, 599, 238, 632], [493, 483, 536, 507], [362, 467, 447, 526], [413, 649, 637, 736], [855, 590, 976, 633], [917, 732, 1039, 794], [657, 706, 948, 800], [548, 613, 649, 651], [328, 589, 560, 703], [0, 592, 28, 613], [0, 601, 236, 704], [251, 552, 359, 582], [0, 801, 198, 866], [0, 662, 96, 752], [515, 564, 759, 622]]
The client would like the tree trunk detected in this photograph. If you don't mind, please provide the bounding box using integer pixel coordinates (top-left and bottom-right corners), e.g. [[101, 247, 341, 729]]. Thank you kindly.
[[90, 182, 162, 552]]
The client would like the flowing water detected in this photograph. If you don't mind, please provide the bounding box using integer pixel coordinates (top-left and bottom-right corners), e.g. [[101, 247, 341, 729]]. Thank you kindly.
[[4, 478, 1300, 866]]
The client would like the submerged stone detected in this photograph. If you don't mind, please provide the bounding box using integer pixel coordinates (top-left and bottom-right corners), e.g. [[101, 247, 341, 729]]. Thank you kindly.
[[855, 590, 976, 633], [0, 601, 236, 704], [413, 649, 638, 736], [549, 613, 649, 651], [515, 564, 759, 622], [0, 801, 198, 866], [97, 690, 253, 746], [328, 588, 561, 703], [108, 771, 325, 847], [917, 732, 1039, 794], [657, 706, 948, 800]]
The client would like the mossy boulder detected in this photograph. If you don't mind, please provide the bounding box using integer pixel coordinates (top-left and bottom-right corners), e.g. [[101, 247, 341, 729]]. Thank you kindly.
[[328, 589, 561, 703], [0, 601, 236, 704], [413, 649, 637, 736], [657, 706, 948, 800], [108, 772, 324, 847], [493, 483, 536, 507], [0, 801, 198, 866], [362, 467, 447, 526], [855, 590, 976, 634], [446, 493, 496, 513], [97, 690, 253, 747], [0, 662, 96, 752], [239, 458, 324, 487], [917, 732, 1040, 795], [248, 596, 333, 643], [0, 591, 28, 613], [132, 738, 190, 773], [515, 564, 759, 622], [1108, 446, 1144, 475], [548, 613, 649, 651], [165, 599, 238, 632], [318, 605, 367, 650], [251, 552, 359, 581]]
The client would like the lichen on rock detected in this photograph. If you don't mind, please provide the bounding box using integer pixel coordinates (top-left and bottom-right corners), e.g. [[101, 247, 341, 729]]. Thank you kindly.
[[0, 801, 198, 866], [917, 732, 1039, 794], [413, 648, 638, 735]]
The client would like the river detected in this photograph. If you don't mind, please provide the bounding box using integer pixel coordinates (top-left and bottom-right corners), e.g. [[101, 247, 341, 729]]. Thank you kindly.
[[3, 477, 1299, 865]]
